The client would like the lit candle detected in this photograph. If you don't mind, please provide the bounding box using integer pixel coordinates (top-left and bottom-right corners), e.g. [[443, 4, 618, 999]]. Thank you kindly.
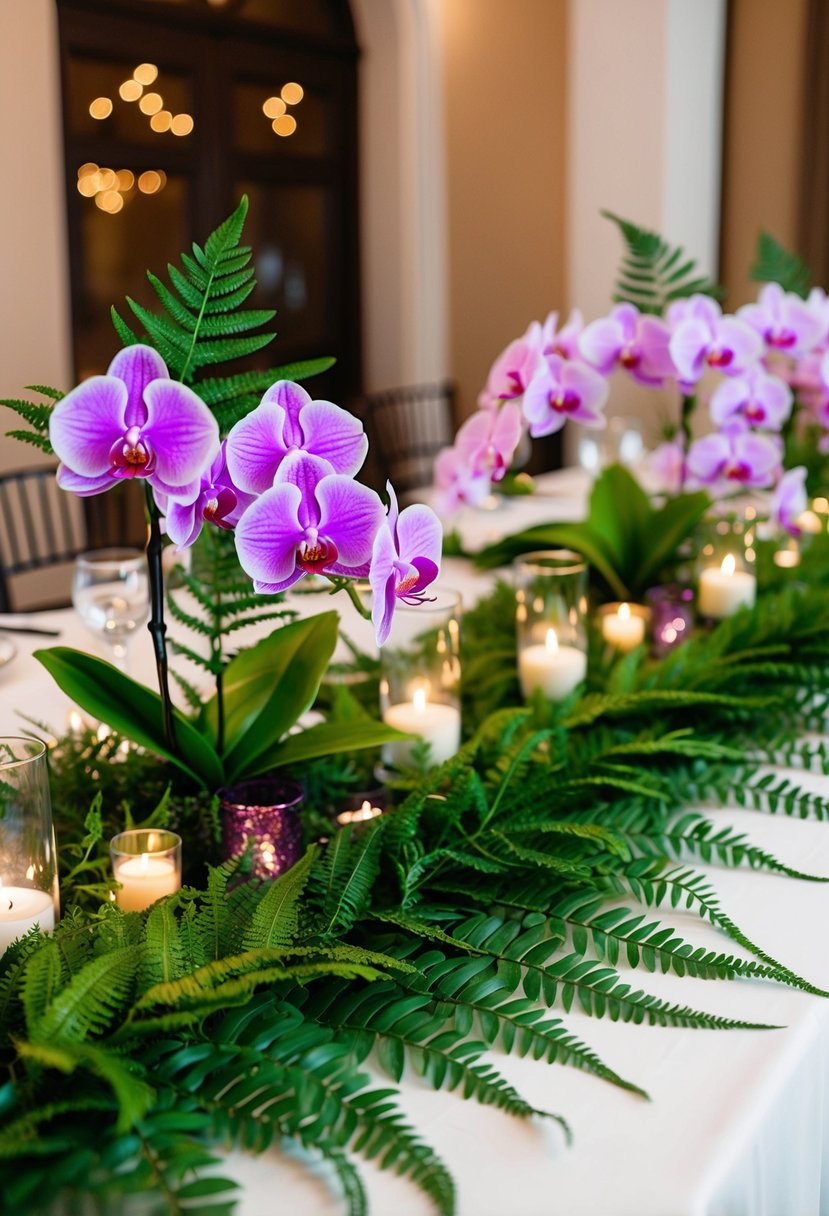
[[601, 602, 646, 652], [382, 686, 462, 768], [0, 885, 55, 953], [519, 628, 587, 701], [698, 553, 756, 620], [112, 851, 180, 912], [336, 800, 384, 827]]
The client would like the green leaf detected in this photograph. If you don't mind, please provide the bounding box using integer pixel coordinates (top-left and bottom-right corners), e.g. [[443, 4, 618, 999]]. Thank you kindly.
[[209, 612, 338, 781], [263, 720, 409, 774], [34, 648, 223, 789], [750, 231, 811, 297]]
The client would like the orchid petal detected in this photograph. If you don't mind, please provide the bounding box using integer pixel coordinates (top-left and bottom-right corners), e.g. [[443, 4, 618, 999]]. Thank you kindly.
[[107, 344, 168, 427], [259, 379, 313, 448], [669, 319, 710, 383], [369, 523, 397, 645], [578, 318, 621, 373], [397, 503, 443, 578], [316, 476, 385, 567], [143, 380, 219, 491], [235, 482, 305, 586], [226, 397, 288, 494], [275, 450, 331, 530], [165, 499, 201, 549], [50, 376, 127, 476], [299, 399, 369, 475], [55, 466, 116, 496]]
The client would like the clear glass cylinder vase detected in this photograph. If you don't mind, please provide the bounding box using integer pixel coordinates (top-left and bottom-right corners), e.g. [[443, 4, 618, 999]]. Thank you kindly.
[[514, 550, 588, 701], [0, 738, 58, 952]]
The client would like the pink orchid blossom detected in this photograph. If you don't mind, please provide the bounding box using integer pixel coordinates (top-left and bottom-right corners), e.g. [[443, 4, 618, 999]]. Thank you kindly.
[[709, 366, 793, 432], [771, 466, 808, 536], [667, 295, 762, 385], [159, 442, 255, 549], [806, 287, 829, 348], [521, 355, 609, 437], [737, 283, 823, 357], [477, 322, 546, 410], [648, 440, 686, 495], [540, 309, 585, 361], [369, 483, 442, 645], [685, 430, 781, 497], [454, 403, 524, 483], [579, 303, 676, 386], [50, 344, 219, 500], [234, 451, 384, 594], [226, 379, 368, 495], [433, 446, 492, 512]]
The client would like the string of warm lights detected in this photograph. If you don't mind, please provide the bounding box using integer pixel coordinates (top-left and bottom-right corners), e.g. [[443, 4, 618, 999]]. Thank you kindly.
[[89, 62, 194, 137], [262, 81, 303, 136]]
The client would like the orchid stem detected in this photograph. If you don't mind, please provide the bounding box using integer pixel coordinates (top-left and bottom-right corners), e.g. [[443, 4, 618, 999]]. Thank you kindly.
[[326, 576, 371, 620], [144, 484, 176, 751], [680, 393, 695, 491]]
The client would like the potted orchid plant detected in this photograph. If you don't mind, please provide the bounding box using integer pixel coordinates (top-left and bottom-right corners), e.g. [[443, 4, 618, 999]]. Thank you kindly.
[[441, 215, 829, 588], [3, 198, 443, 791]]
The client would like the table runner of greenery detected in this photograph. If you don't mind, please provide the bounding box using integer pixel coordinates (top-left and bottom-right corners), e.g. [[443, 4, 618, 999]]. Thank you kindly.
[[2, 533, 829, 1214]]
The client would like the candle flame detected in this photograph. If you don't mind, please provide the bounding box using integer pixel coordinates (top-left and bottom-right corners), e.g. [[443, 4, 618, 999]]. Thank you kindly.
[[25, 865, 35, 880], [413, 686, 427, 712], [545, 628, 559, 655], [139, 852, 150, 872], [619, 602, 631, 621], [721, 553, 736, 576]]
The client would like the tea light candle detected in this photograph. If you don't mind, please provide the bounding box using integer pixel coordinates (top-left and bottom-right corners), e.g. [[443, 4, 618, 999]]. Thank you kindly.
[[519, 628, 587, 701], [383, 686, 462, 768], [601, 602, 646, 652], [336, 800, 385, 827], [112, 851, 180, 912], [698, 554, 756, 620], [0, 886, 55, 953]]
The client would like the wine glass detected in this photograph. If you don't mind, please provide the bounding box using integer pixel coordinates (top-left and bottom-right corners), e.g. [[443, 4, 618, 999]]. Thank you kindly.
[[72, 548, 149, 672]]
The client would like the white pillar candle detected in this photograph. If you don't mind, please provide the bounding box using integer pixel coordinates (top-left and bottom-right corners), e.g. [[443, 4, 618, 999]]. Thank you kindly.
[[113, 853, 180, 912], [698, 554, 756, 620], [0, 886, 55, 953], [519, 628, 587, 700], [383, 687, 462, 768], [601, 602, 646, 652]]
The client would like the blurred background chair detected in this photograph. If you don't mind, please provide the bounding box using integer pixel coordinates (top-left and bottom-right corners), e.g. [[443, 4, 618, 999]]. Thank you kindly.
[[357, 381, 455, 498], [0, 467, 145, 612]]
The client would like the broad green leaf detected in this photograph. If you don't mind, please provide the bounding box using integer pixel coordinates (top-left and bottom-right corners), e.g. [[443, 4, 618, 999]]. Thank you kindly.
[[588, 465, 651, 572], [633, 489, 710, 590], [253, 720, 408, 775], [213, 613, 339, 780], [34, 648, 223, 789]]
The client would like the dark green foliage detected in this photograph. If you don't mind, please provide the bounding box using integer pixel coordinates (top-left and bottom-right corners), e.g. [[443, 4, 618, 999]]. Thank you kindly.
[[0, 385, 61, 455], [750, 230, 811, 297], [602, 210, 723, 313]]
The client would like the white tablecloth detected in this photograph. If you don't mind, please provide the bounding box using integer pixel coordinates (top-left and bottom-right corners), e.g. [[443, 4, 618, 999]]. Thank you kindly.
[[1, 476, 828, 1215]]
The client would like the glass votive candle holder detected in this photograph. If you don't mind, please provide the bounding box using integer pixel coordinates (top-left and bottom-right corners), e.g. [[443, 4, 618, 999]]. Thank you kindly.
[[696, 513, 757, 621], [597, 601, 649, 653], [380, 588, 462, 770], [110, 828, 182, 913], [0, 738, 58, 953], [645, 585, 695, 657], [219, 778, 304, 879], [514, 550, 588, 701]]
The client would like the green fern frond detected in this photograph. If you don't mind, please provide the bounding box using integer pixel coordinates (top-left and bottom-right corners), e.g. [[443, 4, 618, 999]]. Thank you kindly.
[[1, 386, 60, 455], [603, 209, 723, 313], [750, 230, 811, 297]]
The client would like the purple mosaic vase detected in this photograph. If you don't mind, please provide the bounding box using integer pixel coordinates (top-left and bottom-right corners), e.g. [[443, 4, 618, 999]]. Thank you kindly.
[[218, 777, 304, 879], [645, 584, 695, 658]]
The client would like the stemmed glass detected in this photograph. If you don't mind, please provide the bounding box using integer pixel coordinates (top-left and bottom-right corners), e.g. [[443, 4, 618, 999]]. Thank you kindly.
[[72, 548, 149, 672]]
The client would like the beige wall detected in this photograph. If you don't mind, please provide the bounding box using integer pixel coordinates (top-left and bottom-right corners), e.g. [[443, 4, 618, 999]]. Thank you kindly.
[[440, 0, 568, 418], [720, 0, 809, 307]]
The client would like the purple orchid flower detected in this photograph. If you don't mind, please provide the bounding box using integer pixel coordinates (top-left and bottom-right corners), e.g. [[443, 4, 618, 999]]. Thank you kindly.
[[226, 379, 368, 495], [685, 430, 781, 496], [234, 450, 384, 593], [50, 344, 219, 500], [521, 355, 609, 436], [454, 403, 524, 483], [667, 295, 763, 385], [540, 309, 584, 361], [433, 446, 492, 512], [648, 440, 686, 495], [579, 303, 676, 386], [806, 287, 829, 347], [709, 366, 793, 432], [771, 466, 808, 536], [737, 283, 823, 357], [159, 442, 255, 549], [369, 482, 442, 645], [477, 323, 546, 410]]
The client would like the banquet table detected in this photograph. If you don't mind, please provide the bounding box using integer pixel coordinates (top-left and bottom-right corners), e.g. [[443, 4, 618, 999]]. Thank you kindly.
[[2, 469, 829, 1216]]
